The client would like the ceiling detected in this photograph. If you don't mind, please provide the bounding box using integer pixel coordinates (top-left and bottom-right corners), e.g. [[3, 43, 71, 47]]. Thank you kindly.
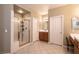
[[17, 4, 67, 15], [14, 5, 31, 16]]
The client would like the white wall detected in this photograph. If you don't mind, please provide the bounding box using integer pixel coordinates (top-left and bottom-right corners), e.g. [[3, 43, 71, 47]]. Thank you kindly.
[[32, 17, 39, 42], [11, 5, 20, 53]]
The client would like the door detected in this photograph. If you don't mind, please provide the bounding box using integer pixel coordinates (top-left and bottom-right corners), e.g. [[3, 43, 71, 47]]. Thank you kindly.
[[50, 15, 64, 45], [19, 20, 30, 46]]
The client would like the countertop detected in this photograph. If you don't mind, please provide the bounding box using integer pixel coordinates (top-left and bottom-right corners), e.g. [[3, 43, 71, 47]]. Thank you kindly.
[[39, 30, 48, 32]]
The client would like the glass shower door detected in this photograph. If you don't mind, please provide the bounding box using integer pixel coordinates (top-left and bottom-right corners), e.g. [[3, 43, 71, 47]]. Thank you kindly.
[[19, 20, 30, 46]]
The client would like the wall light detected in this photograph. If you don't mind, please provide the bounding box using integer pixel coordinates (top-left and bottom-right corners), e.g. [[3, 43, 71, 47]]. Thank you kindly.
[[18, 10, 24, 14]]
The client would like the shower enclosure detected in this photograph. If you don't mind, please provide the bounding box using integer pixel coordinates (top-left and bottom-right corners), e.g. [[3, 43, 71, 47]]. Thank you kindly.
[[19, 20, 30, 46], [14, 5, 31, 46]]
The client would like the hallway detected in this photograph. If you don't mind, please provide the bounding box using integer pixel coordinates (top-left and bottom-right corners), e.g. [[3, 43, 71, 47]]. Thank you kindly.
[[15, 41, 69, 54]]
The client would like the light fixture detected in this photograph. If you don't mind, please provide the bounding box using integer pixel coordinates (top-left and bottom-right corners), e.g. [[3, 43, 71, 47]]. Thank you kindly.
[[18, 9, 24, 14]]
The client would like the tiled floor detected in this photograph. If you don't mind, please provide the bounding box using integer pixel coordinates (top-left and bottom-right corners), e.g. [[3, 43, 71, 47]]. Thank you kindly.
[[15, 41, 69, 54]]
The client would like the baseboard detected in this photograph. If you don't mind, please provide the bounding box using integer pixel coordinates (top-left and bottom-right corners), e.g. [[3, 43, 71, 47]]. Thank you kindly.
[[48, 42, 64, 47], [62, 45, 68, 48]]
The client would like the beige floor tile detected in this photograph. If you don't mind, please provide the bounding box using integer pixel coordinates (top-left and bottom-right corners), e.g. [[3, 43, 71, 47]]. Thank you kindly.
[[15, 41, 69, 54]]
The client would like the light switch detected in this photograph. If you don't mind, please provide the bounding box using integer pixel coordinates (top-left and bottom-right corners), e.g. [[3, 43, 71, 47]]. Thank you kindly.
[[5, 29, 7, 32]]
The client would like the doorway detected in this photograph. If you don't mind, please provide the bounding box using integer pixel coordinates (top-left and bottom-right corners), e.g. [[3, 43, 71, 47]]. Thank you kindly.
[[14, 16, 31, 47], [49, 15, 64, 45], [14, 5, 31, 47]]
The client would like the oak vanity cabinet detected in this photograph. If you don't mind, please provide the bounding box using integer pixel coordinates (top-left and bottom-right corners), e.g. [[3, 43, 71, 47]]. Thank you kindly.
[[39, 32, 48, 42]]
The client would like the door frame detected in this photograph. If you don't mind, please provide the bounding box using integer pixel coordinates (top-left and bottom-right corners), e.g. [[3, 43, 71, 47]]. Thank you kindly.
[[48, 15, 64, 45]]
